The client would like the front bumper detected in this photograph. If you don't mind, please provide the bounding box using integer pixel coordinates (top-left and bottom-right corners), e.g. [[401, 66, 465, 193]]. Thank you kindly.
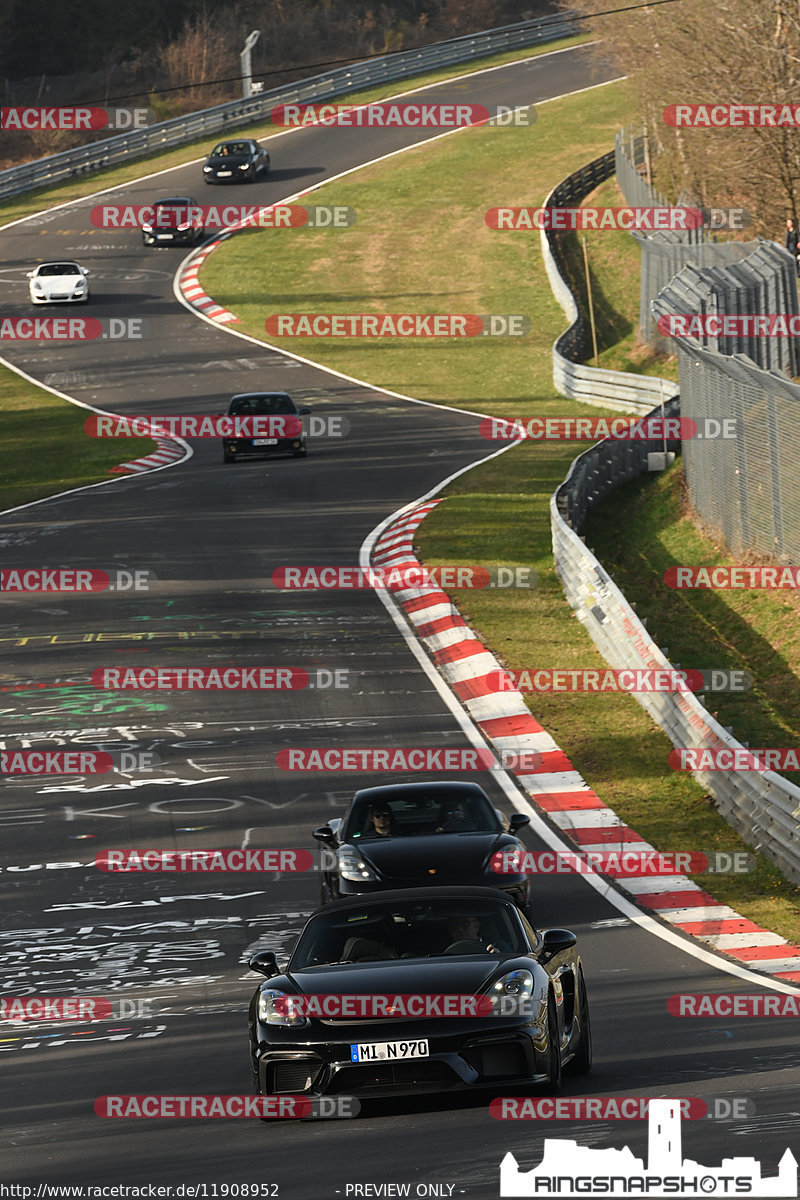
[[30, 291, 87, 304], [223, 435, 306, 458], [253, 1016, 547, 1099], [142, 229, 199, 245]]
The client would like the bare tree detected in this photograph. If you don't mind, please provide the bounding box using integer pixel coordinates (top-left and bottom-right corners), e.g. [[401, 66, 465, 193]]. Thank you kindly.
[[562, 0, 800, 236]]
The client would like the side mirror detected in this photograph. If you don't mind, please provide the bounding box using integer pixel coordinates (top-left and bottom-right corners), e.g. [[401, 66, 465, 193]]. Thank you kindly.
[[81, 268, 90, 276], [298, 406, 311, 416], [26, 271, 34, 278], [248, 951, 278, 976], [539, 928, 577, 961], [313, 824, 335, 844], [508, 813, 530, 833]]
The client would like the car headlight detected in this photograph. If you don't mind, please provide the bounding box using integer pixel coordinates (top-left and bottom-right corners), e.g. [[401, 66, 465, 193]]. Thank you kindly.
[[31, 282, 44, 292], [176, 223, 190, 231], [142, 223, 153, 232], [487, 969, 538, 1017], [338, 845, 377, 882], [238, 163, 251, 170], [257, 989, 307, 1027], [203, 165, 213, 172]]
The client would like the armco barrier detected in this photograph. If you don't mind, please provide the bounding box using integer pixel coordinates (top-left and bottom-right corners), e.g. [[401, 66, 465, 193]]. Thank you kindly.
[[551, 431, 800, 886], [0, 11, 582, 201], [546, 149, 800, 886], [540, 151, 678, 415]]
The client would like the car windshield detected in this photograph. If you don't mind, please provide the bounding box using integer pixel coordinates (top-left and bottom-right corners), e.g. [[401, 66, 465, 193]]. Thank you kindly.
[[343, 786, 502, 840], [37, 263, 81, 276], [228, 394, 295, 416], [289, 896, 527, 967], [211, 142, 250, 156], [155, 199, 192, 209]]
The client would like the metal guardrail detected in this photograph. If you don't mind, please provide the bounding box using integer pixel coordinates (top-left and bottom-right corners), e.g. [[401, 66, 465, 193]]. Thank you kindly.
[[551, 416, 800, 886], [547, 150, 800, 886], [0, 11, 583, 202], [540, 150, 678, 414]]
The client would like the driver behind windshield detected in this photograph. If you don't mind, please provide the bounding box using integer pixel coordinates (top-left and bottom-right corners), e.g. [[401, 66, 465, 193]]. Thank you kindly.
[[447, 914, 500, 953], [364, 802, 395, 837]]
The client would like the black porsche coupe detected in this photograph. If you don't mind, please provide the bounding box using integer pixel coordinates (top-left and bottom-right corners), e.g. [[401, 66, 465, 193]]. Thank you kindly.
[[247, 887, 591, 1103], [313, 781, 531, 910]]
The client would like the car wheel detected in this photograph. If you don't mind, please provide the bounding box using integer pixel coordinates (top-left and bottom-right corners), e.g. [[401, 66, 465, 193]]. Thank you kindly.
[[291, 439, 308, 458], [223, 452, 236, 464], [565, 970, 592, 1075], [543, 993, 562, 1094]]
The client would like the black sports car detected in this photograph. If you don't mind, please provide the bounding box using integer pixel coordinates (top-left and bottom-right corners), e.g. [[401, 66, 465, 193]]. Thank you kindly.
[[313, 781, 531, 909], [247, 886, 591, 1101], [221, 392, 310, 462], [203, 139, 269, 184], [141, 197, 204, 246]]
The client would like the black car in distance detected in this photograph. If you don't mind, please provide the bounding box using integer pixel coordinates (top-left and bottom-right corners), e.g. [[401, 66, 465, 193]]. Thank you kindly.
[[247, 886, 591, 1103], [221, 392, 311, 463], [141, 197, 205, 246], [313, 781, 531, 911], [203, 139, 270, 184]]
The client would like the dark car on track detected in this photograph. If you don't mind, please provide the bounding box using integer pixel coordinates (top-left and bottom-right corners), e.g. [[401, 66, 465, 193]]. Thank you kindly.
[[247, 886, 591, 1102], [313, 781, 531, 911], [221, 392, 310, 463], [141, 197, 205, 246], [203, 139, 270, 184]]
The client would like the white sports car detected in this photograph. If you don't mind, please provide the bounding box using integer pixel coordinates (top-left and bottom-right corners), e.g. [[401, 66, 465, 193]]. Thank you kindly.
[[27, 261, 90, 305]]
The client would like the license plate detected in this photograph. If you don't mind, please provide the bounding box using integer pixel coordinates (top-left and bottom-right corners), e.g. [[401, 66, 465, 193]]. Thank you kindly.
[[217, 170, 232, 177], [253, 438, 278, 446], [157, 233, 174, 239], [350, 1040, 429, 1063]]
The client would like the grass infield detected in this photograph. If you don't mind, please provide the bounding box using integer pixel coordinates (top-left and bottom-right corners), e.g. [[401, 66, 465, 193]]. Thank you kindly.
[[199, 77, 800, 943]]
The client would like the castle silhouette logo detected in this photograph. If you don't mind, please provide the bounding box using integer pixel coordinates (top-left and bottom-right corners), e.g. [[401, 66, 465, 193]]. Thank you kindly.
[[500, 1098, 797, 1197]]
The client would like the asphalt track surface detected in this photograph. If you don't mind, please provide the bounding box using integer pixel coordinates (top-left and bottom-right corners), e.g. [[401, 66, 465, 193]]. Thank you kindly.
[[1, 43, 798, 1198]]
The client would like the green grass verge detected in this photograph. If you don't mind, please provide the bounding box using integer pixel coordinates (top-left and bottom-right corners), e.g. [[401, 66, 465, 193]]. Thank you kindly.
[[197, 74, 800, 943], [0, 366, 156, 511]]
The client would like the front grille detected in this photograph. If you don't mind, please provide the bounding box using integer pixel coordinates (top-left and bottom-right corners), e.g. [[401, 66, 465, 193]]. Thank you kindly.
[[269, 1060, 319, 1093], [329, 1061, 456, 1093]]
